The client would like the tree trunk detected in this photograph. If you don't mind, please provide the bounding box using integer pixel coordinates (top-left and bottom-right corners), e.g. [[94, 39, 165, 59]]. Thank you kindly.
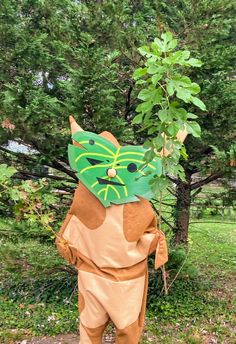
[[173, 173, 191, 245]]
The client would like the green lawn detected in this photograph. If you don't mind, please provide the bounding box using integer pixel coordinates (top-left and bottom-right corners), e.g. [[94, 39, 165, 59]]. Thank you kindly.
[[143, 222, 236, 343], [0, 219, 235, 344]]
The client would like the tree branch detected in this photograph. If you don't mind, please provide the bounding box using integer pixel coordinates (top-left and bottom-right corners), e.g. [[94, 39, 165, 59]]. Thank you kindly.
[[0, 145, 77, 181], [151, 204, 174, 230], [51, 159, 77, 180], [124, 84, 134, 120], [14, 171, 76, 183], [191, 172, 223, 190], [0, 146, 38, 163], [167, 174, 179, 184]]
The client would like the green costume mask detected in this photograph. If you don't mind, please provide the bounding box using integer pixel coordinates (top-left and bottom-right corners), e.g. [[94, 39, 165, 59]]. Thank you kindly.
[[68, 131, 162, 207]]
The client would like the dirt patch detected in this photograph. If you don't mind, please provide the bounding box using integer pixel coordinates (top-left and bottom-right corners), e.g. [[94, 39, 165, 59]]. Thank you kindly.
[[17, 333, 115, 344], [16, 334, 79, 344]]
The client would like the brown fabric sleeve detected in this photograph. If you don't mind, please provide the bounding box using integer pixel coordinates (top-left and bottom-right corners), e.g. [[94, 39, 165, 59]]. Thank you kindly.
[[55, 210, 80, 266], [145, 213, 168, 268], [154, 230, 168, 269], [146, 214, 159, 254]]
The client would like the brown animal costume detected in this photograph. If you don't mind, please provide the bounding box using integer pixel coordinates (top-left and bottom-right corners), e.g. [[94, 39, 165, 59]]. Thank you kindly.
[[56, 117, 171, 344]]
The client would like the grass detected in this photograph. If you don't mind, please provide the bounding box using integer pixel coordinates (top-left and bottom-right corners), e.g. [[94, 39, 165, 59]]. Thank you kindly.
[[0, 218, 235, 344], [143, 221, 236, 343]]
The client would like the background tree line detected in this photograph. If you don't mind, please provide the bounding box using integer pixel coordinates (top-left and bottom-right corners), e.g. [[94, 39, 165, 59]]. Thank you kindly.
[[0, 2, 235, 342], [0, 0, 235, 244]]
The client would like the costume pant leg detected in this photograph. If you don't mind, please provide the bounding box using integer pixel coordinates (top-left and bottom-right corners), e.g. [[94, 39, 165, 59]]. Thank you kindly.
[[79, 322, 109, 344], [115, 270, 148, 344], [78, 272, 109, 344], [78, 269, 147, 344]]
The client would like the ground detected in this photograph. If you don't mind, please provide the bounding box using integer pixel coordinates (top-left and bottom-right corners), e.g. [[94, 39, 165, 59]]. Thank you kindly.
[[0, 219, 235, 344]]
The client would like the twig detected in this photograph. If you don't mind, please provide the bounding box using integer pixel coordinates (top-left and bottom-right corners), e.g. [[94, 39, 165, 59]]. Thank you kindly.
[[159, 192, 168, 296], [166, 247, 191, 294], [190, 221, 235, 224]]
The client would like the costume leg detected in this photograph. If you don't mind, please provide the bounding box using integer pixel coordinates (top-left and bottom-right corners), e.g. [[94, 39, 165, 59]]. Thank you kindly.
[[79, 322, 109, 344], [78, 272, 109, 344], [115, 270, 148, 344], [78, 269, 148, 344]]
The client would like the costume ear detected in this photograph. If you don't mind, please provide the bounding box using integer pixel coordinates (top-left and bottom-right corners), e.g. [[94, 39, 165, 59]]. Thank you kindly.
[[99, 131, 120, 148], [69, 116, 84, 147], [69, 115, 83, 135]]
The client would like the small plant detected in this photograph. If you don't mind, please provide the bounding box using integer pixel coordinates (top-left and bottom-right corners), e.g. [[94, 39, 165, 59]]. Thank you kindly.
[[132, 32, 206, 194], [0, 164, 61, 240]]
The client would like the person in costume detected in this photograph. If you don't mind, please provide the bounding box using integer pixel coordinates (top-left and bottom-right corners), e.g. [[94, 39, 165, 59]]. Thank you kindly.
[[56, 116, 186, 344]]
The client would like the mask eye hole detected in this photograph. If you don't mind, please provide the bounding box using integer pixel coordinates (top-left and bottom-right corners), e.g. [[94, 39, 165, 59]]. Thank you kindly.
[[127, 163, 137, 172], [87, 158, 103, 165]]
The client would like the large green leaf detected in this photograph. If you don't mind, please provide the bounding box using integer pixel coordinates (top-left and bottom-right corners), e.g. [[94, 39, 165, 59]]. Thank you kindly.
[[68, 131, 162, 207]]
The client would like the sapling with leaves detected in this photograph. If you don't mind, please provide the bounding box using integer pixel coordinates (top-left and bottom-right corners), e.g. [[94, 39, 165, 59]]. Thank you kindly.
[[132, 32, 206, 195], [0, 164, 57, 239]]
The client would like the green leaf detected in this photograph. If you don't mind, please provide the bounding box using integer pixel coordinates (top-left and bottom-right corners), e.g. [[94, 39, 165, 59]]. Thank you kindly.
[[167, 50, 191, 65], [166, 75, 201, 101], [160, 31, 177, 52], [153, 135, 164, 150], [132, 113, 144, 124], [151, 73, 163, 85], [133, 67, 147, 80], [151, 42, 161, 55], [186, 121, 201, 137], [187, 82, 201, 94], [191, 96, 206, 111], [9, 188, 21, 201], [138, 88, 162, 105], [0, 164, 17, 181], [144, 149, 155, 162], [136, 101, 153, 114], [166, 122, 180, 136], [166, 80, 175, 96], [180, 146, 188, 160], [143, 140, 152, 149], [151, 177, 169, 195], [153, 38, 164, 52], [187, 58, 202, 67], [161, 31, 173, 42], [181, 50, 190, 60], [158, 109, 169, 122], [138, 89, 150, 101], [138, 45, 151, 56], [147, 62, 160, 74], [152, 89, 163, 105], [135, 79, 147, 85], [167, 38, 177, 50], [169, 106, 188, 121], [187, 113, 198, 119], [148, 126, 158, 135], [176, 88, 192, 102]]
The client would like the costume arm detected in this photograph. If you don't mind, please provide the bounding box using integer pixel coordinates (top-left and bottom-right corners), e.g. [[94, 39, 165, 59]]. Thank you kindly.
[[56, 213, 80, 266], [55, 189, 81, 266], [160, 128, 188, 157], [146, 215, 168, 270]]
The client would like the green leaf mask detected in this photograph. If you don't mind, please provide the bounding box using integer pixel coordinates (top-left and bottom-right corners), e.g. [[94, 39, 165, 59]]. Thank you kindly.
[[68, 131, 162, 207]]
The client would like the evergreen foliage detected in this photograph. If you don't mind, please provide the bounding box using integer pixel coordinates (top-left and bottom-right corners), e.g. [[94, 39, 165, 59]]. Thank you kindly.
[[0, 0, 235, 243]]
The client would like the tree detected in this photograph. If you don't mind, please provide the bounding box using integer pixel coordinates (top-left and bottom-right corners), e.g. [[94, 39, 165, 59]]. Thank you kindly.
[[0, 0, 235, 244], [0, 0, 161, 182], [154, 0, 236, 244]]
